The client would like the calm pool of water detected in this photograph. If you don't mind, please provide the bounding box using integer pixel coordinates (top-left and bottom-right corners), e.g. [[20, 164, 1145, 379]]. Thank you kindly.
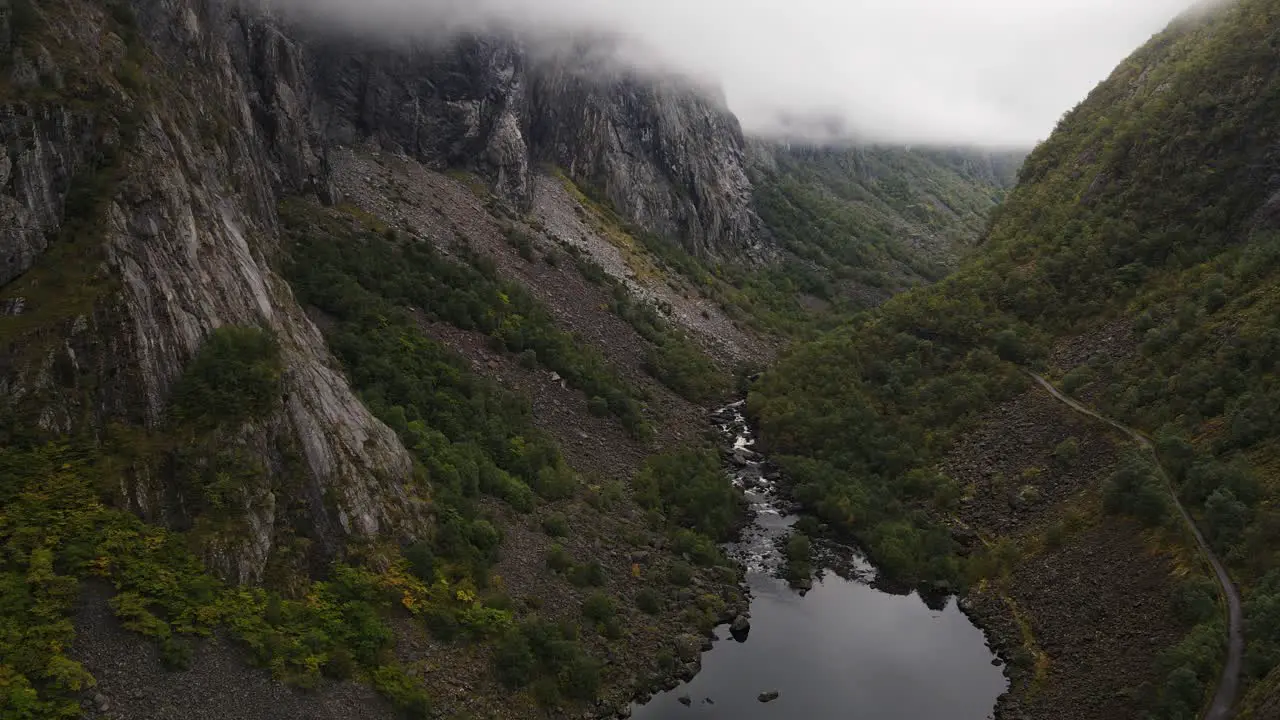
[[631, 402, 1006, 719], [630, 569, 1005, 719]]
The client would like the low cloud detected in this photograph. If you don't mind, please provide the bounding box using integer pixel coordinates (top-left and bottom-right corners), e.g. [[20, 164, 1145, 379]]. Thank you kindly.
[[261, 0, 1199, 147]]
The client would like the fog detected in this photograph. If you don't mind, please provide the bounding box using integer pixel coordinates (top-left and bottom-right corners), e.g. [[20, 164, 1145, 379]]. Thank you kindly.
[[263, 0, 1201, 147]]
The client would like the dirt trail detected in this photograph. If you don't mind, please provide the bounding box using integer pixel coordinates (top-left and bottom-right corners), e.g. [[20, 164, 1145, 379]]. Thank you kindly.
[[1027, 372, 1243, 720]]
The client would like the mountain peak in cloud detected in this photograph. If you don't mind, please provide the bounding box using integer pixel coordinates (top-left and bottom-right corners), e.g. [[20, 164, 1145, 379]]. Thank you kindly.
[[259, 0, 1197, 147]]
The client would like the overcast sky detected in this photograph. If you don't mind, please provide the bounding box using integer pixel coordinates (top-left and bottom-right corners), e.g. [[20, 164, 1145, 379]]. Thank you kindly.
[[271, 0, 1200, 147]]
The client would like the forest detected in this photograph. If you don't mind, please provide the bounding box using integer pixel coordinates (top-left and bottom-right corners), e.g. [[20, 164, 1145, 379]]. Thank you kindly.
[[749, 0, 1280, 715]]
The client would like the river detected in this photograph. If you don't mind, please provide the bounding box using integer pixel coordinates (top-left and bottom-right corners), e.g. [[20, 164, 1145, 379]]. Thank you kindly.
[[629, 401, 1007, 719]]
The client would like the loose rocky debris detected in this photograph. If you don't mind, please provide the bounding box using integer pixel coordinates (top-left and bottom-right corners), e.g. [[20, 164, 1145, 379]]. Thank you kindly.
[[949, 388, 1193, 720], [529, 174, 772, 365], [943, 389, 1121, 538], [72, 585, 394, 720]]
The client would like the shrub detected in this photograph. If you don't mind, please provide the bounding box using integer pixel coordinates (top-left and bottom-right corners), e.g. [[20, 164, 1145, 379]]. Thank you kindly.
[[160, 636, 193, 670], [1044, 521, 1067, 550], [784, 533, 813, 585], [1245, 571, 1280, 680], [170, 326, 282, 426], [633, 449, 745, 542], [1172, 578, 1219, 626], [404, 541, 435, 582], [372, 665, 433, 719], [670, 529, 726, 567], [459, 606, 515, 640], [643, 337, 729, 404], [505, 227, 536, 260], [1205, 488, 1249, 552], [541, 513, 569, 537], [423, 608, 460, 642], [1052, 437, 1081, 468], [494, 631, 537, 688], [568, 561, 606, 588], [325, 647, 357, 680], [493, 619, 600, 701], [587, 396, 610, 417], [557, 654, 601, 701], [636, 588, 662, 615], [581, 593, 616, 625], [1061, 367, 1094, 396], [1103, 451, 1170, 527], [667, 562, 693, 587], [546, 545, 573, 573]]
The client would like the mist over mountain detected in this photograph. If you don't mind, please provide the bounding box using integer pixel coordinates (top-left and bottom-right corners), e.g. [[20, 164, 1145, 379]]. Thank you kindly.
[[258, 0, 1196, 146]]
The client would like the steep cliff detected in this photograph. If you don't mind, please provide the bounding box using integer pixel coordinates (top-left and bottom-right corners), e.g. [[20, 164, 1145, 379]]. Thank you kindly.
[[1, 0, 424, 584], [0, 0, 772, 575], [0, 1, 759, 715], [296, 30, 762, 258]]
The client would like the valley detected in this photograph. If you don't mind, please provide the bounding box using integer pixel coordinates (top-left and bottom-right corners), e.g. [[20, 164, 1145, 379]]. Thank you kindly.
[[4, 0, 1280, 719]]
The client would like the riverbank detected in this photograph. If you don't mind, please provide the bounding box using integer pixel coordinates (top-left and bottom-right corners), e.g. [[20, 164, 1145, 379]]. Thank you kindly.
[[942, 386, 1210, 720], [629, 401, 1006, 719]]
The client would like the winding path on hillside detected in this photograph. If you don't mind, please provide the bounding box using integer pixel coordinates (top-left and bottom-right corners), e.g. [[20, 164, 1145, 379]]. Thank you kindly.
[[1027, 372, 1243, 720]]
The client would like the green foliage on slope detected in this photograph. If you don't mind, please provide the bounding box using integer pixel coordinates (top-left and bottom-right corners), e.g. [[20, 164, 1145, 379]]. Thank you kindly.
[[633, 448, 746, 543], [0, 444, 441, 720], [753, 145, 1020, 283], [751, 0, 1280, 713], [170, 326, 282, 427], [741, 144, 1023, 333], [567, 247, 732, 404], [281, 200, 650, 439], [1, 193, 639, 716], [280, 202, 596, 566]]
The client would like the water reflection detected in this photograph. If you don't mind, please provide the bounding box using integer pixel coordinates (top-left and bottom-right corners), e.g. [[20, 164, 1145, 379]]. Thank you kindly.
[[630, 403, 1006, 719], [631, 570, 1004, 719]]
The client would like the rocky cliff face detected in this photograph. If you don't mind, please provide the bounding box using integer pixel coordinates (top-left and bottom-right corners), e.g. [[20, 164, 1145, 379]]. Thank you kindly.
[[528, 55, 762, 258], [302, 31, 763, 258], [1, 0, 425, 583], [0, 0, 765, 581]]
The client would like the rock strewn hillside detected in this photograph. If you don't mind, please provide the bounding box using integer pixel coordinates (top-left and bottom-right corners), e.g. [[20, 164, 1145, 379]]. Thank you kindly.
[[0, 0, 1026, 717], [750, 1, 1280, 718]]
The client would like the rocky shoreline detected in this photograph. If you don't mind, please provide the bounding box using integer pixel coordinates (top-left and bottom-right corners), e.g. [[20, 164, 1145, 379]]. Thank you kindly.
[[611, 401, 767, 718]]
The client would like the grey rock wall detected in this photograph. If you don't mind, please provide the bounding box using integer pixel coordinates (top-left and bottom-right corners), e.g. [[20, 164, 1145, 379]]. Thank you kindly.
[[0, 0, 763, 580]]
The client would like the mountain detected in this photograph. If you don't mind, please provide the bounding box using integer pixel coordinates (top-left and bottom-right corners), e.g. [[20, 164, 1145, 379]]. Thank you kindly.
[[0, 0, 1020, 717], [751, 1, 1280, 718], [749, 142, 1024, 305]]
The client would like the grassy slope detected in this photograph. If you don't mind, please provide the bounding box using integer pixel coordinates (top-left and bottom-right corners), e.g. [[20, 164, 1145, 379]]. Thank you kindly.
[[751, 0, 1280, 716]]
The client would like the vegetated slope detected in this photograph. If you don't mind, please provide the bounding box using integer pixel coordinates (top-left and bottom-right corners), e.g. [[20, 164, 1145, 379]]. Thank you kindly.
[[711, 143, 1018, 338], [572, 144, 1027, 343], [0, 1, 751, 717], [750, 1, 1280, 718], [742, 143, 1023, 327], [0, 1, 1026, 718]]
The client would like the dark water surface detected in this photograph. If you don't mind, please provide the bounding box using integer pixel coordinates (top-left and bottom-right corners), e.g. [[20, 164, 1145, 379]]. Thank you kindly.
[[630, 403, 1006, 720]]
